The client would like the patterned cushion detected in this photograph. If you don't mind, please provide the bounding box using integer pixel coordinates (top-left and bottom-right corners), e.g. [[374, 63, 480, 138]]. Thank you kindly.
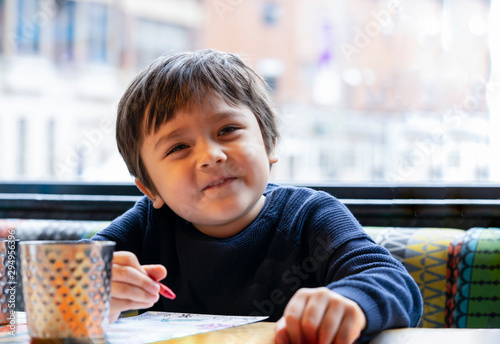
[[0, 219, 110, 240], [364, 227, 465, 328], [446, 228, 500, 328]]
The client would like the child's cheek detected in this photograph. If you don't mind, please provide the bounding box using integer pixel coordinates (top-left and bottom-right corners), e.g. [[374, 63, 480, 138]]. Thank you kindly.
[[229, 142, 263, 175], [243, 141, 261, 161], [173, 201, 197, 222]]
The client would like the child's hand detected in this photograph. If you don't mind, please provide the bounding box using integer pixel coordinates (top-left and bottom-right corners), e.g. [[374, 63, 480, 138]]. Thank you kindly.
[[109, 251, 167, 323], [275, 287, 366, 344]]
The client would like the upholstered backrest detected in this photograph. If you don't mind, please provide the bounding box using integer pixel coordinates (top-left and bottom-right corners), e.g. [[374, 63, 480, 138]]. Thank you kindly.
[[0, 219, 109, 241], [364, 227, 465, 328], [446, 227, 500, 328]]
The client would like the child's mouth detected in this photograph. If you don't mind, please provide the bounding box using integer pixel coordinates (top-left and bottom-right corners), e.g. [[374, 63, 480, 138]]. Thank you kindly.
[[202, 177, 236, 191]]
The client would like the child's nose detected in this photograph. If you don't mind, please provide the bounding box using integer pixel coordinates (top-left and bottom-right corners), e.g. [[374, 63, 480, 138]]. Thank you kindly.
[[196, 141, 227, 169]]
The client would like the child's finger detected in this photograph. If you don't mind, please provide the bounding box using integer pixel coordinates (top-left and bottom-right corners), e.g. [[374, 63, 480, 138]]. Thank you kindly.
[[112, 251, 162, 297], [281, 290, 309, 344], [331, 311, 363, 344], [111, 277, 160, 302], [112, 251, 148, 274], [300, 294, 328, 344], [109, 310, 121, 324], [317, 303, 343, 344], [143, 264, 167, 281], [112, 263, 160, 296], [274, 317, 290, 344], [108, 251, 165, 325], [326, 298, 365, 344]]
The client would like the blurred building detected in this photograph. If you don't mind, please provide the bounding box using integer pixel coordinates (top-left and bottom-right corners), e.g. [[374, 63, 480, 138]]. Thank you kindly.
[[0, 0, 498, 183], [203, 0, 495, 183], [0, 0, 202, 181]]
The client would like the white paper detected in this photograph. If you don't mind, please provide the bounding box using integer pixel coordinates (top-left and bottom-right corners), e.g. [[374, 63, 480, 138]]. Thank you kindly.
[[106, 311, 269, 343]]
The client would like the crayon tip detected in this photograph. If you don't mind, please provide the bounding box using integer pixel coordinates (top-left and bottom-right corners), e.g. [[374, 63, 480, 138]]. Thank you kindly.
[[158, 282, 176, 300]]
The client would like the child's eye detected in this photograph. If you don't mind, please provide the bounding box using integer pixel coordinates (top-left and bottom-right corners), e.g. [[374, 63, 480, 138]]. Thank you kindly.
[[218, 126, 239, 136], [166, 144, 189, 156]]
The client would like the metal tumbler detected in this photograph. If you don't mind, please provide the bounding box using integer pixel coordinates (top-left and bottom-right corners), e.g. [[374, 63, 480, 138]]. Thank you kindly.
[[0, 239, 18, 326], [20, 241, 115, 339]]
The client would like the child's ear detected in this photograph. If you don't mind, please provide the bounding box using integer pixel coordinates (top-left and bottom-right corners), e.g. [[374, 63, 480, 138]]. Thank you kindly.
[[268, 153, 279, 165], [268, 142, 279, 165], [135, 178, 165, 209]]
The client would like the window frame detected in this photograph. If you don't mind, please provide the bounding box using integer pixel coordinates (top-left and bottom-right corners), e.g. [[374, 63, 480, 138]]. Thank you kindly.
[[2, 182, 500, 229]]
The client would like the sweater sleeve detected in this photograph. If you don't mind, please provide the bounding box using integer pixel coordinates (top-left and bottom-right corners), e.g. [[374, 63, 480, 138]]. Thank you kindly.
[[304, 194, 423, 342], [326, 239, 422, 342], [91, 196, 150, 254]]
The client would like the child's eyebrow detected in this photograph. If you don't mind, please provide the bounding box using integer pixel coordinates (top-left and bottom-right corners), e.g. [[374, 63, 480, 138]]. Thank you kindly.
[[154, 128, 189, 150], [208, 110, 246, 121]]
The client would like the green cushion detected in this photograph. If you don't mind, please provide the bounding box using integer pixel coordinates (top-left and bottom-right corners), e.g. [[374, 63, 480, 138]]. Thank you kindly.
[[446, 228, 500, 328]]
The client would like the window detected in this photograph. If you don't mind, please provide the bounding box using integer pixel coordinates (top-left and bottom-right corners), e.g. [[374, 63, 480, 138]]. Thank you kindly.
[[17, 118, 26, 175], [262, 1, 281, 26], [136, 19, 190, 69], [53, 0, 76, 64], [0, 0, 498, 185], [0, 0, 4, 53], [15, 0, 41, 55], [87, 2, 108, 64]]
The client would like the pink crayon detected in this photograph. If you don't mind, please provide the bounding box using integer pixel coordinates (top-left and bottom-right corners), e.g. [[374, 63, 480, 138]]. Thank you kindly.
[[158, 281, 176, 300]]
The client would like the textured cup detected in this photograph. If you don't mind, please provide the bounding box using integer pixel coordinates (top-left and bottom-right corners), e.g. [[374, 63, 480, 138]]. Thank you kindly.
[[20, 241, 115, 339], [0, 239, 18, 325]]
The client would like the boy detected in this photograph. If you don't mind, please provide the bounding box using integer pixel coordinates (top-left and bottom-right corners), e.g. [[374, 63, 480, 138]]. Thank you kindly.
[[92, 49, 422, 344]]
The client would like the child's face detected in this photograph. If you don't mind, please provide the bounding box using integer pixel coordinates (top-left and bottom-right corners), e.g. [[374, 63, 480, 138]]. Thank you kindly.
[[136, 96, 279, 238]]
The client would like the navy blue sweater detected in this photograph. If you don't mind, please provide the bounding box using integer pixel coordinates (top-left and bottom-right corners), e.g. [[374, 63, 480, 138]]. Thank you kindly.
[[93, 183, 422, 341]]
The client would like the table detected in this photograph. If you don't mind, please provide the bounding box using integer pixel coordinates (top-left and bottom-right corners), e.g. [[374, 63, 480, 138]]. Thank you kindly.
[[159, 321, 275, 344], [3, 316, 500, 344], [0, 313, 276, 344], [159, 326, 500, 344]]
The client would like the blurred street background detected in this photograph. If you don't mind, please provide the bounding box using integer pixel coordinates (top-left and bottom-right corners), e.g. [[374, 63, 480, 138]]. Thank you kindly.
[[0, 0, 499, 184]]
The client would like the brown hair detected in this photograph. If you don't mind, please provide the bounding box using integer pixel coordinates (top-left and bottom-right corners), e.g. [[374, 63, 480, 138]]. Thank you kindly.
[[116, 49, 280, 192]]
